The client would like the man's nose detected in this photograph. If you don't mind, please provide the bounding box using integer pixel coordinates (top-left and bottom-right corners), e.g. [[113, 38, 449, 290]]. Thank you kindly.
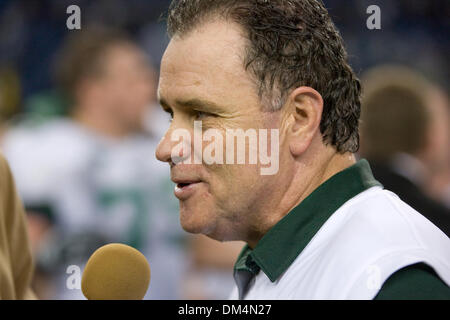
[[155, 126, 192, 165], [155, 130, 173, 164]]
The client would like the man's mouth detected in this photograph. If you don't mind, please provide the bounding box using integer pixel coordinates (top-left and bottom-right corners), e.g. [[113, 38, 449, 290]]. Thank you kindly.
[[173, 179, 203, 200], [177, 182, 194, 188]]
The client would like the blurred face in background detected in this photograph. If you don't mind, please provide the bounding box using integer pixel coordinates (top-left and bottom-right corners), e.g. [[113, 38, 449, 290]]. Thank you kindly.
[[88, 43, 156, 133], [424, 88, 450, 174]]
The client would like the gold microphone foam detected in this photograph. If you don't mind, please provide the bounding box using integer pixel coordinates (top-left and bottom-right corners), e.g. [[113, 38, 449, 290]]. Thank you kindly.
[[81, 243, 151, 300]]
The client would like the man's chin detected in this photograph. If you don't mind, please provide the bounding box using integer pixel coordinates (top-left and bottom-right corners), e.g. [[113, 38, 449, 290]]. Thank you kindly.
[[180, 213, 233, 242], [179, 205, 210, 234]]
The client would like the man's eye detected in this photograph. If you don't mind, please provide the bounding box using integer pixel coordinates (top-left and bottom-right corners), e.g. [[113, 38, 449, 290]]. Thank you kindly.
[[165, 109, 174, 122], [195, 111, 211, 120]]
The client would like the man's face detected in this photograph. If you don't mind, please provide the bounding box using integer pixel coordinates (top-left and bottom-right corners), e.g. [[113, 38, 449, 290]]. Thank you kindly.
[[156, 20, 290, 241]]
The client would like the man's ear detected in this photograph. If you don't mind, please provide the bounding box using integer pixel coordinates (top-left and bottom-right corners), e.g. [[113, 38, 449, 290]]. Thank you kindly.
[[286, 87, 324, 156]]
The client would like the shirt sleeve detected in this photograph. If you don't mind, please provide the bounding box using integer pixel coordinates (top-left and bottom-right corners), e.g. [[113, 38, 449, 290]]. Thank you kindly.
[[374, 263, 450, 300], [0, 154, 36, 299]]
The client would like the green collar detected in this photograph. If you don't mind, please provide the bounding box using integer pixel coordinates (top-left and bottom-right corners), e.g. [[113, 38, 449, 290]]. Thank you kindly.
[[234, 159, 382, 283]]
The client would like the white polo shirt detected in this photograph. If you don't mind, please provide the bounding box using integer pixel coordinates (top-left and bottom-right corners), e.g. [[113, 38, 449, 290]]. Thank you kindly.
[[229, 160, 450, 300]]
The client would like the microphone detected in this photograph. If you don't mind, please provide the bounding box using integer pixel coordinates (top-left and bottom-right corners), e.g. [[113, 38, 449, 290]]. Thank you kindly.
[[81, 243, 151, 300]]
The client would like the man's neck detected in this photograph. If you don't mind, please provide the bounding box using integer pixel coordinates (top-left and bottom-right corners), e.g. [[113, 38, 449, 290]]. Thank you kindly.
[[247, 151, 356, 249], [289, 152, 357, 213]]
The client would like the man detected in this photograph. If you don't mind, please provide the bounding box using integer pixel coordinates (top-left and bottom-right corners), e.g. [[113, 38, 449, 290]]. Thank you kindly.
[[360, 65, 450, 236], [155, 0, 450, 299], [0, 153, 35, 299], [2, 27, 187, 299]]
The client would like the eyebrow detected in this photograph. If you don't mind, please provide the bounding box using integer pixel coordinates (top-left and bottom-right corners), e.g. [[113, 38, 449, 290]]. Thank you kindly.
[[159, 97, 226, 113]]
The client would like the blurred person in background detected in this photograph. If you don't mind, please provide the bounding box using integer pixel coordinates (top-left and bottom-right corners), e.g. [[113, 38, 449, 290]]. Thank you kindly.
[[425, 87, 450, 210], [0, 153, 35, 300], [1, 27, 188, 299], [360, 65, 450, 236], [0, 67, 22, 139]]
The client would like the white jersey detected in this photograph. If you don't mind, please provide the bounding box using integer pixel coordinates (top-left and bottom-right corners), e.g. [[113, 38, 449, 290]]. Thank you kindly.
[[229, 161, 450, 300], [2, 117, 187, 299]]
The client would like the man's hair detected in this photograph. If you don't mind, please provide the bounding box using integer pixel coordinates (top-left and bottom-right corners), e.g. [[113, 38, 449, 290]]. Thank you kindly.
[[360, 66, 432, 161], [54, 27, 133, 101], [166, 0, 361, 153]]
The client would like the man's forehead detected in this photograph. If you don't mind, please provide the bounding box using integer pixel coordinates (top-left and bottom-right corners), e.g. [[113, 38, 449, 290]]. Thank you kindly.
[[160, 20, 246, 78], [158, 20, 254, 107]]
